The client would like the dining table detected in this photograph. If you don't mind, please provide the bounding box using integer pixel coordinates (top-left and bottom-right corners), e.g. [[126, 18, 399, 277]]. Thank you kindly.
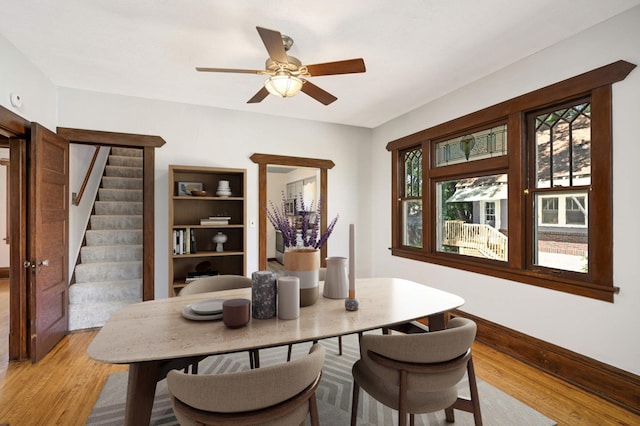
[[87, 277, 465, 425]]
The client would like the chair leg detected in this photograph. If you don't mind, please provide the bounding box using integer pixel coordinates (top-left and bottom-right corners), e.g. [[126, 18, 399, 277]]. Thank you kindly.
[[350, 381, 360, 426], [309, 392, 320, 426], [467, 356, 483, 426], [338, 336, 343, 355], [445, 355, 483, 425], [445, 406, 455, 422], [287, 344, 293, 362], [399, 370, 408, 426]]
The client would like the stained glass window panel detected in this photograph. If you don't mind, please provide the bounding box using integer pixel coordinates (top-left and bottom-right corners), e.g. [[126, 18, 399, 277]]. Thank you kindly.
[[435, 124, 507, 167], [535, 102, 591, 188], [403, 148, 422, 197]]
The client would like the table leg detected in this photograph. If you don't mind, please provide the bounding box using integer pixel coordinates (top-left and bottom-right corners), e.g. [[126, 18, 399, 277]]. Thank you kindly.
[[123, 357, 203, 425], [427, 312, 447, 331], [124, 361, 162, 426]]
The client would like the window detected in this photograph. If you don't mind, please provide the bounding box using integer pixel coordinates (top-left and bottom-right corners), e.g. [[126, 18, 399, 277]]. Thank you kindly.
[[387, 61, 635, 302], [436, 173, 508, 262], [400, 147, 423, 248], [540, 197, 558, 224]]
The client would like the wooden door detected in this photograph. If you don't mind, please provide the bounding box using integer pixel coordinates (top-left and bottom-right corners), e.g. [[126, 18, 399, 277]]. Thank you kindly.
[[28, 123, 69, 362]]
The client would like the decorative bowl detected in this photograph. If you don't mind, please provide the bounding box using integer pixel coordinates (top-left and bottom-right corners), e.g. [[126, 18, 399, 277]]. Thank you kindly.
[[190, 190, 208, 197]]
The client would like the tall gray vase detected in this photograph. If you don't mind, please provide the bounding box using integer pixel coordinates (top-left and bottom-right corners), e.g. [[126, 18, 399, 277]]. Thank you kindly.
[[251, 271, 277, 319]]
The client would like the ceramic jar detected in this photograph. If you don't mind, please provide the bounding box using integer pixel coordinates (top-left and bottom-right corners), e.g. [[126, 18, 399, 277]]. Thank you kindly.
[[323, 256, 349, 299], [283, 248, 320, 307], [251, 271, 277, 319]]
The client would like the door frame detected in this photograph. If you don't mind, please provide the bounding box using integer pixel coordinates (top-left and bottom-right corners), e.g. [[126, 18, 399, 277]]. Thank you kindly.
[[57, 127, 165, 305], [250, 153, 334, 270], [1, 104, 165, 360]]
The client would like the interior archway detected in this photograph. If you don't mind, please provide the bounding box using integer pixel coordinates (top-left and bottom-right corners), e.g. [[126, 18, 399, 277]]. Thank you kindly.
[[250, 153, 334, 270]]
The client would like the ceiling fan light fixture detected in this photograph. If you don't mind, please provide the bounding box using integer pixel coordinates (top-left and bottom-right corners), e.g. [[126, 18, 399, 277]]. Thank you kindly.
[[264, 73, 303, 98]]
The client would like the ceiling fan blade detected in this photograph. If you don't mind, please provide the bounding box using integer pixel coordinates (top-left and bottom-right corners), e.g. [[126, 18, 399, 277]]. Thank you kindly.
[[247, 86, 270, 104], [300, 81, 337, 105], [256, 26, 288, 64], [305, 58, 366, 76], [196, 67, 265, 74]]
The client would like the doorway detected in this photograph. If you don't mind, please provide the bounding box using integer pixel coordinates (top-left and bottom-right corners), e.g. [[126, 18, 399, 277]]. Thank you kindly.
[[0, 107, 165, 361], [250, 153, 334, 271], [266, 165, 320, 274]]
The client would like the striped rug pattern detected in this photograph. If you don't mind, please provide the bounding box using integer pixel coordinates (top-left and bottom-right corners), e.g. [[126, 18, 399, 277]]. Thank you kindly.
[[87, 333, 555, 425]]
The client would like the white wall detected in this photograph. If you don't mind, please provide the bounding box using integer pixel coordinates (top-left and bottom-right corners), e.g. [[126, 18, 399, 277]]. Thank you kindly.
[[266, 170, 288, 259], [371, 6, 640, 375], [0, 34, 57, 131], [56, 88, 373, 300], [68, 145, 110, 280]]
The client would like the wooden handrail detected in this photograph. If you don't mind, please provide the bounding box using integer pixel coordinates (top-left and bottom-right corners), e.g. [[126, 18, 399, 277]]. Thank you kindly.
[[72, 145, 101, 206]]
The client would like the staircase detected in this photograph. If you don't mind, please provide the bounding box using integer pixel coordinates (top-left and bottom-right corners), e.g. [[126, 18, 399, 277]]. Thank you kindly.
[[68, 147, 144, 331]]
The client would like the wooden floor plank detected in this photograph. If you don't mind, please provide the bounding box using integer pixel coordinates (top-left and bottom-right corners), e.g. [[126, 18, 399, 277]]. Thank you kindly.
[[1, 278, 639, 425]]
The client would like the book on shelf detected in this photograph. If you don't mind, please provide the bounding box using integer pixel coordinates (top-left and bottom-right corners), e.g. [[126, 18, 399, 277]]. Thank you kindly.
[[185, 270, 219, 283], [200, 218, 230, 225], [173, 228, 197, 255]]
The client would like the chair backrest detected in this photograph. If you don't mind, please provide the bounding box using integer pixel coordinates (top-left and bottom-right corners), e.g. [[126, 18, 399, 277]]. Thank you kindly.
[[168, 343, 326, 425], [178, 275, 251, 296], [359, 317, 477, 392]]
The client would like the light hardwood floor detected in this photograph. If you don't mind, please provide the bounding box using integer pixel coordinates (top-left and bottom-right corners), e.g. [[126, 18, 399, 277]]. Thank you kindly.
[[0, 278, 638, 425]]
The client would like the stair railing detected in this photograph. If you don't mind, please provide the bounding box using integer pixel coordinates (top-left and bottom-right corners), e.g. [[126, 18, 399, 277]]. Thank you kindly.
[[72, 145, 101, 206], [443, 220, 508, 261]]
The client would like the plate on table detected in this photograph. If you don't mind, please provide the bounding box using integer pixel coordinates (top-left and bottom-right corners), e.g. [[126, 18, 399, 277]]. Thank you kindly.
[[181, 299, 225, 321], [190, 299, 225, 314]]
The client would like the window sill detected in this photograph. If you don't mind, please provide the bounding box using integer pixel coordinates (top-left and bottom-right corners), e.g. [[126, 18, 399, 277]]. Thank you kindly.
[[391, 248, 616, 302]]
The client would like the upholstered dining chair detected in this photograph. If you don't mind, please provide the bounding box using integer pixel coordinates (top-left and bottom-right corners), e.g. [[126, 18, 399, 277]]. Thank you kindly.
[[167, 343, 326, 426], [179, 275, 259, 371], [350, 317, 482, 426]]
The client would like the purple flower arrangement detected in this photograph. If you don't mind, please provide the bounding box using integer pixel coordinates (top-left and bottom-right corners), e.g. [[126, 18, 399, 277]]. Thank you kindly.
[[266, 192, 339, 249]]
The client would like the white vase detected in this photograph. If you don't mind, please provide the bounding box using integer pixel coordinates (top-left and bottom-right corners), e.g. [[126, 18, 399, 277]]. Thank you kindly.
[[212, 232, 227, 252], [323, 257, 349, 299]]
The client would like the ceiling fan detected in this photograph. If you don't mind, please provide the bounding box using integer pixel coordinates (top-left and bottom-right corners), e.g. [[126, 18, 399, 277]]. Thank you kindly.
[[196, 26, 366, 105]]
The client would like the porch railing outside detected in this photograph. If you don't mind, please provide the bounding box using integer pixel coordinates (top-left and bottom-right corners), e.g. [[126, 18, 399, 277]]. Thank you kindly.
[[442, 220, 507, 261]]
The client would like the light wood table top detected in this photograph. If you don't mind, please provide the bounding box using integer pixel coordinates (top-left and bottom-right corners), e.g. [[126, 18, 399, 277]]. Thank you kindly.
[[87, 277, 465, 425], [88, 277, 465, 364]]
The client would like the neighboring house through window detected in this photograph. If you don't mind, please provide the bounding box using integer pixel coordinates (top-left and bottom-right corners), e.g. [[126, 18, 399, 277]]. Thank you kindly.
[[387, 61, 636, 302]]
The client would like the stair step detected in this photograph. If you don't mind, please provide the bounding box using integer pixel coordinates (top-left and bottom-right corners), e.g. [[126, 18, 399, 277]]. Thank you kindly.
[[94, 201, 143, 215], [90, 215, 142, 230], [85, 229, 143, 246], [81, 245, 142, 263], [101, 176, 143, 190], [105, 165, 143, 178], [111, 147, 143, 158], [74, 261, 142, 283], [98, 188, 143, 202], [69, 279, 142, 304], [108, 155, 143, 168], [68, 299, 141, 330]]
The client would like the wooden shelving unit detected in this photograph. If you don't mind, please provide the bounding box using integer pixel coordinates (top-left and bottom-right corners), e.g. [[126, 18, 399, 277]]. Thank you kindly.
[[168, 165, 246, 296]]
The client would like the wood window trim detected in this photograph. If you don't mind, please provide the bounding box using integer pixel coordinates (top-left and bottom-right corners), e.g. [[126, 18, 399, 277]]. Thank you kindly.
[[387, 60, 636, 302]]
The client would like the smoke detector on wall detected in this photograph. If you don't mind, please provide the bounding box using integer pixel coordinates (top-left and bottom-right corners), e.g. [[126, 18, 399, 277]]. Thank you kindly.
[[10, 92, 22, 108]]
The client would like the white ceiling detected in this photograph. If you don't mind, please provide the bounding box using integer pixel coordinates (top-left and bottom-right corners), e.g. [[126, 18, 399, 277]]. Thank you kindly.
[[1, 1, 639, 128]]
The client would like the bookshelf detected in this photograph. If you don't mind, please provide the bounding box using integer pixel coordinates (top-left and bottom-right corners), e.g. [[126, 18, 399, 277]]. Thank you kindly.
[[168, 165, 246, 296]]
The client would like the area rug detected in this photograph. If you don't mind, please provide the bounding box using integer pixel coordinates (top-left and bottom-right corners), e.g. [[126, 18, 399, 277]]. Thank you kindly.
[[87, 333, 556, 425]]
